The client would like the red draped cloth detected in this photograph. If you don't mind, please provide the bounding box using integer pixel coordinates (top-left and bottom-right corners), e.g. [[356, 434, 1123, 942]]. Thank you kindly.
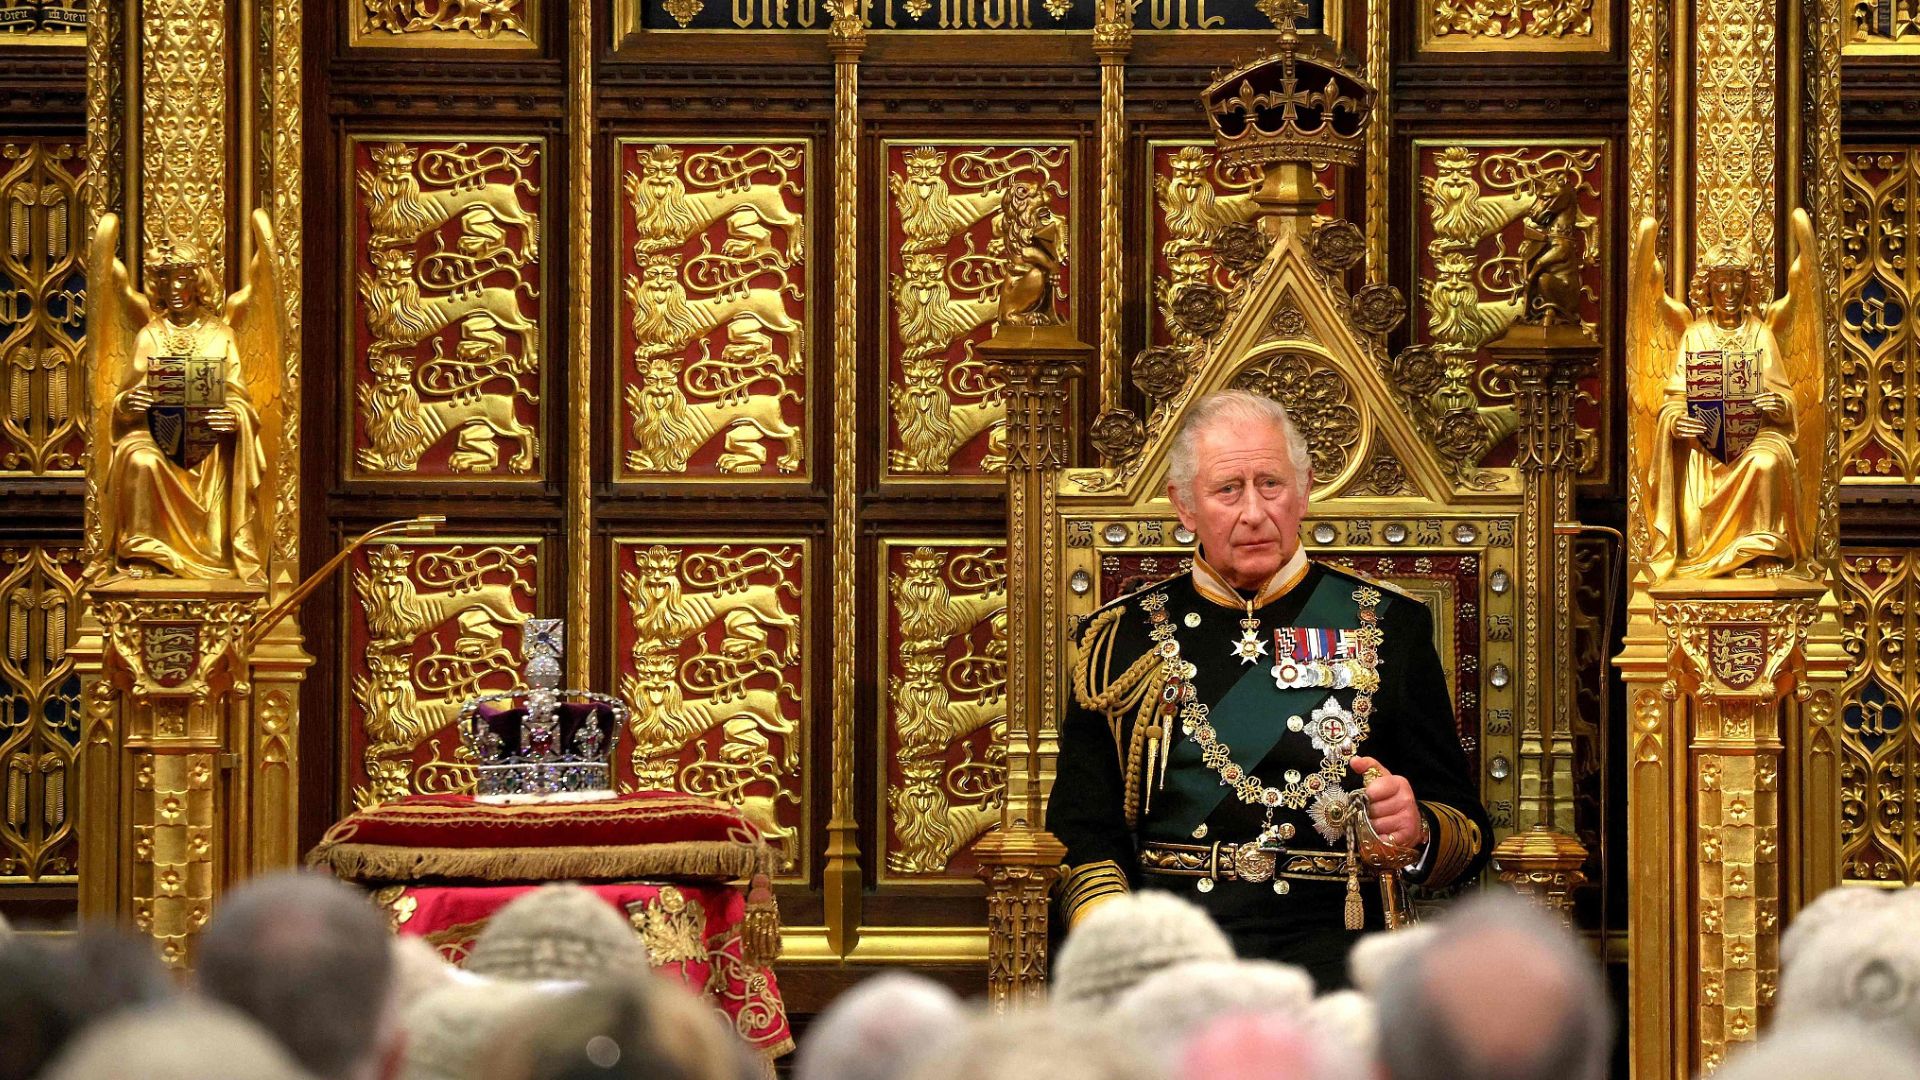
[[376, 881, 793, 1059]]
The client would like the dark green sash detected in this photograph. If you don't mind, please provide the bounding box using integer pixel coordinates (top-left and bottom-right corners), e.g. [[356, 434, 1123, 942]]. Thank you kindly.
[[1154, 572, 1370, 834]]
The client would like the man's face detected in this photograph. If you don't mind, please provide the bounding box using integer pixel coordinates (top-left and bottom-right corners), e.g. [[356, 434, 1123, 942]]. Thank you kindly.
[[1169, 418, 1308, 590]]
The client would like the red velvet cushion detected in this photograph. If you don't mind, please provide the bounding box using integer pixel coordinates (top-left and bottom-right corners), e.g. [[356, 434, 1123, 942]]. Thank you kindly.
[[307, 791, 770, 885]]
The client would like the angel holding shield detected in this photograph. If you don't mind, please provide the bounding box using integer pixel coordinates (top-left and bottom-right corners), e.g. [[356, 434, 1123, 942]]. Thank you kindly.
[[90, 212, 283, 586], [1628, 209, 1825, 582]]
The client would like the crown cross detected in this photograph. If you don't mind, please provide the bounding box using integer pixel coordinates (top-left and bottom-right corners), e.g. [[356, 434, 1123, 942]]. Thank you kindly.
[[1259, 0, 1310, 35]]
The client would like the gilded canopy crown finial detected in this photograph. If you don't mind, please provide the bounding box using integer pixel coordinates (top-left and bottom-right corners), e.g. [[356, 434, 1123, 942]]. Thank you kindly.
[[1201, 8, 1374, 170]]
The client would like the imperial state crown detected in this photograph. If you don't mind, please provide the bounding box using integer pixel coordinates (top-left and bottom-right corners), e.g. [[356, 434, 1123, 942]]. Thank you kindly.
[[460, 620, 627, 797]]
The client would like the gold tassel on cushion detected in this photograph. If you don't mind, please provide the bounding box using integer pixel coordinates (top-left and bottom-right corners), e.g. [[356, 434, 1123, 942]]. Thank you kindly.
[[741, 871, 782, 967]]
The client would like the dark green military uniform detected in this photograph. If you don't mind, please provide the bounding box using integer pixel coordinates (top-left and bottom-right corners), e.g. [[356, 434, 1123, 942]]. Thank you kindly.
[[1047, 553, 1491, 989]]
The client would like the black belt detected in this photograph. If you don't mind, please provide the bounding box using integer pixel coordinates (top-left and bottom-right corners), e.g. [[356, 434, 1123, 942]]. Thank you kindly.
[[1140, 840, 1360, 887]]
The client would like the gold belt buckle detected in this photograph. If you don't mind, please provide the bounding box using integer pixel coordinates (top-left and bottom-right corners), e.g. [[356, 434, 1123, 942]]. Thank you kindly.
[[1230, 842, 1276, 883]]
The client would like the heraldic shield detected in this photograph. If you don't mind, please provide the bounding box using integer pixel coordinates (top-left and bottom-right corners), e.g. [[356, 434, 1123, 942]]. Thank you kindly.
[[145, 356, 227, 469]]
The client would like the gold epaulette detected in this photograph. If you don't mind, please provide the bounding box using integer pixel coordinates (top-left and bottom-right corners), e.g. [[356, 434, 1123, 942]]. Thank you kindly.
[[1419, 801, 1485, 889], [1059, 859, 1129, 927], [1068, 577, 1176, 718]]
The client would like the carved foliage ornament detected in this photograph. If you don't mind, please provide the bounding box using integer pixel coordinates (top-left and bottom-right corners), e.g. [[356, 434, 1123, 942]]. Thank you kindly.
[[1229, 349, 1361, 488], [618, 141, 809, 481], [357, 0, 533, 44], [1427, 0, 1599, 42], [1838, 149, 1920, 483], [351, 138, 543, 479], [1836, 550, 1920, 883]]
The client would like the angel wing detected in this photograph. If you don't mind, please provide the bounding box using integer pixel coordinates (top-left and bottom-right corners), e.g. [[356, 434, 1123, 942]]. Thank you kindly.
[[1624, 215, 1690, 576], [1766, 207, 1826, 573], [225, 208, 285, 560], [86, 214, 151, 567]]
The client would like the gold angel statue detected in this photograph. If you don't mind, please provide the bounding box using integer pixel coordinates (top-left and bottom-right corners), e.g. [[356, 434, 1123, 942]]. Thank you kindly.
[[1627, 210, 1824, 582], [88, 211, 284, 586]]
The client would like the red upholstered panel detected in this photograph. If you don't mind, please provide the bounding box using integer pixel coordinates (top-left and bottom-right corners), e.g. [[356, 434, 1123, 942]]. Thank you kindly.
[[307, 791, 771, 885]]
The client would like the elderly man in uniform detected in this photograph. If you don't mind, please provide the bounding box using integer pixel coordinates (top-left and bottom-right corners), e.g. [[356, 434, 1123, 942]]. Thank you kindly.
[[1047, 390, 1491, 989]]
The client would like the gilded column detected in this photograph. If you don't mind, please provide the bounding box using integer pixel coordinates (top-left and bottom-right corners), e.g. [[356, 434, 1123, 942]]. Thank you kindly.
[[1620, 0, 1846, 1074], [1364, 0, 1389, 277], [1093, 2, 1130, 413], [823, 2, 867, 958], [974, 318, 1088, 1007], [567, 0, 595, 679], [1484, 323, 1597, 919]]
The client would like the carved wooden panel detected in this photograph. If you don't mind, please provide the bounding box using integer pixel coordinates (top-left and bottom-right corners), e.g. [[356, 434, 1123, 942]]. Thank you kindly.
[[0, 544, 81, 883], [351, 0, 537, 50], [1145, 142, 1339, 353], [342, 537, 541, 810], [882, 140, 1073, 481], [347, 135, 545, 482], [1412, 140, 1611, 481], [0, 139, 87, 477], [879, 541, 1007, 881], [1839, 148, 1920, 484], [1417, 0, 1609, 53], [614, 139, 811, 483], [612, 539, 809, 876], [1838, 549, 1920, 883]]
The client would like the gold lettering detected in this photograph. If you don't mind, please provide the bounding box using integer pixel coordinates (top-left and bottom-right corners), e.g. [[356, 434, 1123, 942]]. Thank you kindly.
[[1147, 0, 1224, 28]]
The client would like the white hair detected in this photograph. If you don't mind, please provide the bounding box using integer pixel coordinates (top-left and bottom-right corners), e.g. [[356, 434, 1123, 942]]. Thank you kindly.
[[1111, 959, 1316, 1072], [905, 1009, 1158, 1080], [1373, 894, 1611, 1080], [1167, 390, 1311, 504], [1348, 924, 1438, 996], [796, 973, 966, 1080]]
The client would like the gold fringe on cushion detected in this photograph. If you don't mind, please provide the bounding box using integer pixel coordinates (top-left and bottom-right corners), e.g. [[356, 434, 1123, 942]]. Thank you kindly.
[[740, 872, 782, 967], [305, 839, 765, 885]]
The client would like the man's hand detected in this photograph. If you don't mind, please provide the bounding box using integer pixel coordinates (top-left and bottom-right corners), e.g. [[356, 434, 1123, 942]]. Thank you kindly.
[[1673, 414, 1709, 439], [206, 406, 237, 433], [1754, 391, 1788, 421], [1349, 756, 1421, 848]]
